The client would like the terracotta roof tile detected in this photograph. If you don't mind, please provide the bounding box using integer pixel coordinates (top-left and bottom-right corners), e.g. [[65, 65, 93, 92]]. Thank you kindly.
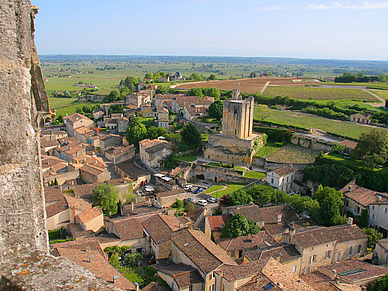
[[229, 204, 264, 222], [341, 181, 388, 207], [244, 242, 301, 264], [339, 139, 358, 149], [208, 215, 231, 232], [327, 224, 368, 243], [155, 259, 203, 288], [44, 186, 64, 204], [171, 229, 237, 274], [142, 282, 171, 291], [157, 189, 186, 198], [293, 226, 336, 248], [46, 197, 68, 218], [273, 166, 298, 176], [77, 206, 103, 224], [112, 217, 144, 241], [142, 214, 182, 244], [216, 231, 278, 252]]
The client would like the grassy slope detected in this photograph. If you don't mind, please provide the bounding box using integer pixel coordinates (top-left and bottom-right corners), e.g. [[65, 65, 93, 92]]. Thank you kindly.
[[255, 108, 370, 139]]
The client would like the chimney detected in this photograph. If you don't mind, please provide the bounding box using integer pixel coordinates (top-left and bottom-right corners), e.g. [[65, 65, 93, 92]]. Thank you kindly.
[[131, 201, 134, 211], [89, 255, 94, 263], [348, 217, 353, 225], [73, 206, 76, 222], [135, 282, 139, 291], [113, 275, 119, 284], [277, 214, 282, 223]]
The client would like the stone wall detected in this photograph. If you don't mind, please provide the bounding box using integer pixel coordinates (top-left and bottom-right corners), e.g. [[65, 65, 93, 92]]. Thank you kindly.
[[44, 169, 80, 186], [78, 94, 105, 102], [222, 96, 254, 139], [291, 133, 333, 152], [0, 0, 49, 259], [193, 164, 257, 184]]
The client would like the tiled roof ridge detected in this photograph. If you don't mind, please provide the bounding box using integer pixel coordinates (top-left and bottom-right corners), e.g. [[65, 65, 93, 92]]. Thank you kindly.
[[187, 229, 231, 268], [159, 214, 178, 231]]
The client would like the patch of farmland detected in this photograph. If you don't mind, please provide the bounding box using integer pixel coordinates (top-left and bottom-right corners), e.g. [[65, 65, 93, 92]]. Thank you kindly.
[[255, 108, 369, 139], [264, 144, 320, 164], [265, 86, 377, 101], [175, 77, 320, 94]]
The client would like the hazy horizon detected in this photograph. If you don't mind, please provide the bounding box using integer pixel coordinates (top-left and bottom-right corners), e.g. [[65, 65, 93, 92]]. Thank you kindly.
[[32, 0, 388, 61]]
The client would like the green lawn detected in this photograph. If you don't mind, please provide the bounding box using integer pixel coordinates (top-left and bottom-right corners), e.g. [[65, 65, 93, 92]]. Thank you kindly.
[[244, 171, 266, 179], [265, 144, 320, 164], [204, 183, 246, 198], [176, 155, 197, 162], [325, 153, 388, 173], [256, 108, 369, 139], [370, 89, 388, 100], [255, 141, 281, 157]]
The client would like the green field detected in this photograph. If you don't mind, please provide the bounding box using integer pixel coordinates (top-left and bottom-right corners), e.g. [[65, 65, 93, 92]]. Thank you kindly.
[[244, 171, 266, 179], [265, 144, 320, 164], [176, 155, 197, 162], [204, 183, 245, 198], [256, 108, 370, 139], [370, 89, 388, 100], [265, 86, 377, 101], [255, 141, 281, 157]]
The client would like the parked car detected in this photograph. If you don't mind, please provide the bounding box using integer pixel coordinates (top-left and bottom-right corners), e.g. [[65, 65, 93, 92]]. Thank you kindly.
[[184, 185, 192, 191], [207, 197, 217, 203], [187, 197, 196, 203], [194, 187, 204, 194], [196, 199, 207, 206], [190, 187, 198, 192]]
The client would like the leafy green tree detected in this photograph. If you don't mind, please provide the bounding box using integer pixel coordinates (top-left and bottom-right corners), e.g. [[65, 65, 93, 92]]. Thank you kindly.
[[52, 90, 58, 97], [64, 91, 71, 98], [92, 184, 119, 215], [145, 73, 153, 79], [180, 123, 202, 149], [108, 254, 120, 269], [188, 87, 203, 97], [147, 126, 168, 140], [208, 74, 217, 80], [56, 114, 63, 123], [368, 274, 388, 291], [208, 100, 223, 120], [153, 72, 160, 82], [313, 186, 344, 226], [246, 184, 274, 206], [159, 72, 166, 77], [333, 142, 346, 154], [221, 213, 259, 238], [126, 122, 147, 150], [363, 227, 383, 249], [82, 105, 91, 113], [352, 128, 388, 165], [378, 73, 387, 83], [285, 194, 319, 214], [120, 87, 131, 98], [189, 73, 203, 81], [228, 190, 253, 206], [249, 72, 257, 78], [125, 252, 143, 268], [203, 87, 220, 100]]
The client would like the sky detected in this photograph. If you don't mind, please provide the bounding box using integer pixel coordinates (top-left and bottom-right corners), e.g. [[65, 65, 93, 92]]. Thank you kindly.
[[32, 0, 388, 61]]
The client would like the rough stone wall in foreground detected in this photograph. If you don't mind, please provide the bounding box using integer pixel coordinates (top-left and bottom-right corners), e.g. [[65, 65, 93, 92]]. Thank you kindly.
[[0, 0, 49, 260]]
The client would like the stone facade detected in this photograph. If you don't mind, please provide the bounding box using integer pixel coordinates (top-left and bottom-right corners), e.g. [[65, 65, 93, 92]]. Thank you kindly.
[[204, 90, 262, 165]]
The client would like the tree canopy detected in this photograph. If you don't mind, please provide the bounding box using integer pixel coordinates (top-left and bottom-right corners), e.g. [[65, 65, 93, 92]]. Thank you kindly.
[[221, 213, 259, 238], [312, 186, 345, 226], [228, 190, 253, 206], [180, 123, 202, 149], [92, 184, 119, 215], [352, 128, 388, 165], [208, 100, 223, 120], [188, 87, 204, 98], [207, 74, 217, 80], [203, 87, 220, 100], [126, 117, 147, 150], [189, 73, 203, 81]]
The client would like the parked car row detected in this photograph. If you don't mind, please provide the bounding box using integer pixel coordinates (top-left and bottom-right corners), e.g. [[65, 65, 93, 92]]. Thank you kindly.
[[184, 184, 205, 194], [186, 196, 218, 206]]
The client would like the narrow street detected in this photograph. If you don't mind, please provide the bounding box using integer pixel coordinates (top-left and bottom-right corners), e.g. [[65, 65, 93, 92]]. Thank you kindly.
[[97, 153, 119, 180]]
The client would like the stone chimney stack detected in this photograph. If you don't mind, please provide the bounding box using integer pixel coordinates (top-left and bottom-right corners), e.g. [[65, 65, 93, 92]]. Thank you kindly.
[[348, 217, 353, 225]]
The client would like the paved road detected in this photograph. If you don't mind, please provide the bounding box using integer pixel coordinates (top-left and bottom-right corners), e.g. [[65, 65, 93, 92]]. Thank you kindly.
[[97, 153, 119, 180]]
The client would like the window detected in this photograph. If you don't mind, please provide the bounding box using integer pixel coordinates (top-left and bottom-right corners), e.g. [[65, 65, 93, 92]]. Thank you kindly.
[[210, 272, 215, 279], [373, 206, 375, 210], [292, 265, 297, 272], [358, 244, 362, 253], [344, 200, 349, 207], [355, 206, 360, 214], [271, 178, 274, 184], [384, 208, 388, 214], [310, 255, 317, 263], [349, 246, 353, 254], [325, 250, 332, 259], [371, 214, 376, 220], [210, 284, 215, 291], [336, 252, 340, 261], [230, 251, 235, 257], [310, 247, 314, 251], [287, 177, 289, 182]]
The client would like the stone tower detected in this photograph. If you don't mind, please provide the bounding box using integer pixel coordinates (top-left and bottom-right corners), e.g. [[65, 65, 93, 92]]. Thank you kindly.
[[204, 90, 263, 166], [222, 95, 254, 139]]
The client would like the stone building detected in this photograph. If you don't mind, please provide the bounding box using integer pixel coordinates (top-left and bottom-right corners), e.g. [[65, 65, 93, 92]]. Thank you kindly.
[[204, 89, 263, 165]]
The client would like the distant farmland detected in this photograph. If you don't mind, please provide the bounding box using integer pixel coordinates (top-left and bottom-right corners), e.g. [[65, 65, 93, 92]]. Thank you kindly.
[[175, 77, 320, 94], [265, 86, 377, 101]]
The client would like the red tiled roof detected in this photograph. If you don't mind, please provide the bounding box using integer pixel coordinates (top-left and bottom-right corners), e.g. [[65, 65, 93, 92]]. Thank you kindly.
[[77, 206, 103, 224], [341, 181, 388, 207], [208, 215, 231, 232], [244, 242, 301, 264], [171, 229, 237, 274], [112, 217, 144, 241], [273, 166, 298, 177], [44, 186, 64, 204], [293, 226, 336, 248], [142, 214, 182, 245], [327, 224, 368, 243], [216, 231, 278, 252]]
